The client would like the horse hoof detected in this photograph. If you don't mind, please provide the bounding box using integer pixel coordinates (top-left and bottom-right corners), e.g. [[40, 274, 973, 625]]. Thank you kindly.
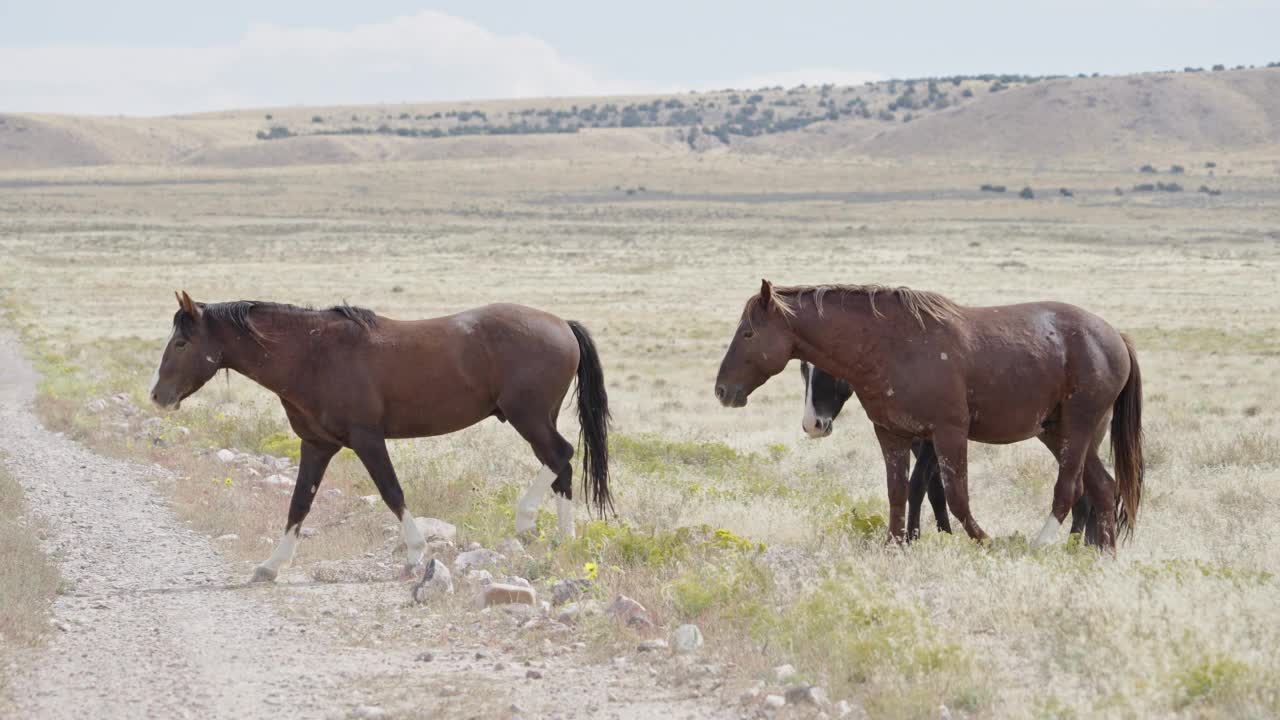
[[250, 566, 277, 583]]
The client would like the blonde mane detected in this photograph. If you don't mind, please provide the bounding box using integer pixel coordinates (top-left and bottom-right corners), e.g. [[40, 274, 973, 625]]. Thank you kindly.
[[747, 284, 962, 328]]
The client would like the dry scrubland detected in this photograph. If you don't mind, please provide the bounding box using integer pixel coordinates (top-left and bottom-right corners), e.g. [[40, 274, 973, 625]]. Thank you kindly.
[[2, 104, 1280, 717], [0, 461, 62, 710]]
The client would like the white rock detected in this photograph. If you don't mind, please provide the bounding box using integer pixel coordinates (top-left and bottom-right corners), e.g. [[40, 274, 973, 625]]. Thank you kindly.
[[497, 537, 525, 557], [300, 527, 318, 538], [215, 533, 239, 542], [263, 474, 291, 486], [478, 583, 536, 608], [672, 624, 704, 654], [938, 705, 952, 720], [454, 548, 504, 571], [415, 517, 457, 543], [466, 569, 494, 585], [836, 700, 855, 718], [215, 449, 236, 463], [774, 663, 798, 682], [503, 575, 532, 589], [85, 398, 109, 413], [413, 559, 454, 602], [360, 494, 381, 507], [765, 695, 786, 709]]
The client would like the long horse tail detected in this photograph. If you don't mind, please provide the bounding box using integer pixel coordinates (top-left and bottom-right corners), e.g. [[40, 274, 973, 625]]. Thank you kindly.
[[1112, 334, 1144, 539], [568, 321, 613, 518]]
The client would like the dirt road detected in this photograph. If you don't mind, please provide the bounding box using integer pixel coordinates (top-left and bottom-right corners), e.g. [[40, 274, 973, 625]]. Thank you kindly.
[[0, 330, 733, 719]]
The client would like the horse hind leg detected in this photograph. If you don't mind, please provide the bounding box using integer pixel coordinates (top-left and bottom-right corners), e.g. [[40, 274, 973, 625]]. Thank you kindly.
[[507, 406, 577, 539], [1033, 423, 1096, 548], [1082, 453, 1117, 552]]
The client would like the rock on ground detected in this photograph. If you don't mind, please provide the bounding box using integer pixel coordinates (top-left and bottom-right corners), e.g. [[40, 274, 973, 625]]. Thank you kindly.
[[672, 624, 704, 654], [454, 548, 504, 571], [412, 559, 454, 602], [607, 594, 654, 630], [479, 583, 536, 608]]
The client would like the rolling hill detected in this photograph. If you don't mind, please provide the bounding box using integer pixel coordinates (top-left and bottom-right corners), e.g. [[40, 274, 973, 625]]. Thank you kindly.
[[2, 67, 1279, 171]]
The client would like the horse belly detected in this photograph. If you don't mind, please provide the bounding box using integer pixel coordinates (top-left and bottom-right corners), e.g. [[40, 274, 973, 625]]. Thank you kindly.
[[382, 399, 492, 439], [967, 390, 1058, 445]]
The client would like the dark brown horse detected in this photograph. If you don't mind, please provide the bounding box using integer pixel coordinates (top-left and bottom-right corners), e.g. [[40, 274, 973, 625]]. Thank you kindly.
[[717, 281, 1142, 551], [799, 361, 1099, 543], [150, 292, 611, 582]]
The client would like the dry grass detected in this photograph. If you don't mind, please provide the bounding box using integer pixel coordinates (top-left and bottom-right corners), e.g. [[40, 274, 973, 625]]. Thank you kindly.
[[0, 460, 62, 707], [2, 145, 1279, 718]]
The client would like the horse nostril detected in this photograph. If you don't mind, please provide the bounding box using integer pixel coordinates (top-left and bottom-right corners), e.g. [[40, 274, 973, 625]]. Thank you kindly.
[[714, 385, 726, 400]]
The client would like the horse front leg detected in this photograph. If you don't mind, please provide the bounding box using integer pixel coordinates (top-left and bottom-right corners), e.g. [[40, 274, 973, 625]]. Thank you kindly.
[[350, 430, 425, 579], [252, 438, 339, 582], [933, 427, 988, 542], [874, 427, 912, 543]]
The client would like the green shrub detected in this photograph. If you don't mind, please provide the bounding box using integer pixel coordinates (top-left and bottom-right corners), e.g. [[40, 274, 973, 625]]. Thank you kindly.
[[1174, 655, 1254, 708], [258, 431, 301, 460]]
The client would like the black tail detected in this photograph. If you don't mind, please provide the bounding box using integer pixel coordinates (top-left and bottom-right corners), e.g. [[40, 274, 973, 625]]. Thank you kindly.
[[1112, 334, 1144, 540], [568, 321, 613, 518]]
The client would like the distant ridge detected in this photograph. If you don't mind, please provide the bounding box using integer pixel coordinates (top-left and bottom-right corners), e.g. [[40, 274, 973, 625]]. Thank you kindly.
[[3, 67, 1279, 170]]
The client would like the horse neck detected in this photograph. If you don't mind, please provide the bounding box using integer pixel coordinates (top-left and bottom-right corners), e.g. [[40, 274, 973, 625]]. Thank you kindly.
[[214, 311, 307, 397], [787, 297, 891, 392]]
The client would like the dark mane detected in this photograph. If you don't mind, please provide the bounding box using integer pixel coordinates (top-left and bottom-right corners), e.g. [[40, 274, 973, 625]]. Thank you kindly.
[[746, 283, 962, 328], [175, 300, 377, 341]]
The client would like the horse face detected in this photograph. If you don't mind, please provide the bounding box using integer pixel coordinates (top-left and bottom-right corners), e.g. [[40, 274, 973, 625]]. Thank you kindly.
[[799, 361, 854, 438], [149, 292, 222, 410], [715, 280, 794, 408]]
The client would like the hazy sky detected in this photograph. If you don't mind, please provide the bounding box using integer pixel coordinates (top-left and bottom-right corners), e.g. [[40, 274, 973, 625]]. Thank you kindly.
[[2, 1, 1277, 115]]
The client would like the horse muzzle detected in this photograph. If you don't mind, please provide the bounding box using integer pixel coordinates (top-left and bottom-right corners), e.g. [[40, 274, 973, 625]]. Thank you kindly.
[[150, 387, 183, 411], [803, 416, 833, 438], [714, 384, 749, 408]]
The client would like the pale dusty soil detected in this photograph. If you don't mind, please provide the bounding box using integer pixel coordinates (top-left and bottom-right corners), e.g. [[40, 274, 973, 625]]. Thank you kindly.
[[0, 328, 735, 720]]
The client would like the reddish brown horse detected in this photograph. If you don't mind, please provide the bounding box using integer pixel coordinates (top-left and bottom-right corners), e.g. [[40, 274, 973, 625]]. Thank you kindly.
[[716, 280, 1143, 552], [150, 292, 611, 582]]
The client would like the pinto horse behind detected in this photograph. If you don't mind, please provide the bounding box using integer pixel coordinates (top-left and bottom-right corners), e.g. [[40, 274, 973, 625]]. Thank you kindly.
[[150, 293, 611, 582]]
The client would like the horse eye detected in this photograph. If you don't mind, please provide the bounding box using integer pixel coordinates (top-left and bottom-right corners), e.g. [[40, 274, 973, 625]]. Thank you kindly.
[[175, 340, 188, 350], [742, 330, 755, 339]]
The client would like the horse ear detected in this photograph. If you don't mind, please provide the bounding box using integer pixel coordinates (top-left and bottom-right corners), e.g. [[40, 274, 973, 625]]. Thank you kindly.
[[759, 279, 774, 308], [177, 291, 200, 318]]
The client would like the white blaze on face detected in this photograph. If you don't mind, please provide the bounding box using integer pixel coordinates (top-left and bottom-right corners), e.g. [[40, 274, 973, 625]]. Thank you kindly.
[[401, 511, 426, 568], [516, 466, 556, 534], [149, 326, 175, 402], [801, 373, 827, 438]]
